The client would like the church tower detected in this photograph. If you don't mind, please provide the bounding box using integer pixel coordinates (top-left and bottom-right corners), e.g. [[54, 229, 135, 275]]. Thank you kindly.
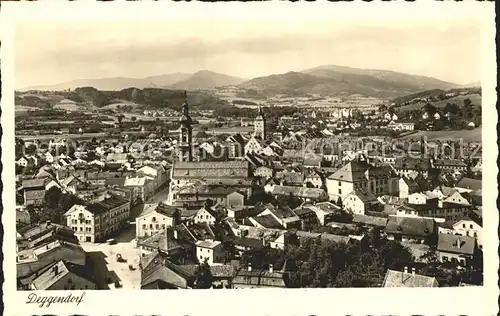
[[254, 106, 266, 140], [177, 91, 193, 162]]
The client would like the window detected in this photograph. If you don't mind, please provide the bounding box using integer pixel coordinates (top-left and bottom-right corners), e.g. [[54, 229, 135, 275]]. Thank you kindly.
[[152, 217, 156, 222], [200, 255, 203, 259], [149, 224, 153, 229], [155, 224, 159, 229], [470, 224, 473, 229], [338, 189, 342, 194], [463, 224, 466, 228], [338, 182, 341, 186], [79, 227, 83, 231], [162, 224, 166, 229], [474, 232, 478, 237], [443, 256, 448, 262]]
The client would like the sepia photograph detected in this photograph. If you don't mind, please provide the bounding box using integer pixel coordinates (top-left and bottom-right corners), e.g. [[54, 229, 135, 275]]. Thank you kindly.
[[11, 8, 489, 292], [1, 3, 498, 315]]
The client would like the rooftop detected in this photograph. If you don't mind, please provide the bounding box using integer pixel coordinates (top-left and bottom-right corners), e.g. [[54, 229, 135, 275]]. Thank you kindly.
[[382, 269, 439, 287]]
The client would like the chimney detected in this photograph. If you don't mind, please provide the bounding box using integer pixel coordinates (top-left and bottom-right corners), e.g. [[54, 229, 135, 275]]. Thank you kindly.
[[269, 264, 274, 273], [456, 238, 462, 248], [248, 263, 252, 272], [173, 229, 178, 240], [46, 220, 51, 227], [53, 265, 58, 275], [404, 266, 408, 274], [412, 267, 416, 275]]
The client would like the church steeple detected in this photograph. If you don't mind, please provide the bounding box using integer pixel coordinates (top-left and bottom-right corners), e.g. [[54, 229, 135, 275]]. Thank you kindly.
[[254, 106, 266, 140], [177, 91, 193, 162]]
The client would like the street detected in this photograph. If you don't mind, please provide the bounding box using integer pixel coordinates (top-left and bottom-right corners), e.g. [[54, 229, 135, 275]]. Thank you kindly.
[[83, 185, 170, 290]]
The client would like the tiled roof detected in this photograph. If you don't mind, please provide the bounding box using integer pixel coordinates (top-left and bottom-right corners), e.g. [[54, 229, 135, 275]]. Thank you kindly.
[[141, 251, 194, 289], [233, 269, 286, 287], [328, 161, 371, 182], [455, 177, 482, 191], [437, 233, 475, 255], [138, 230, 181, 252], [172, 161, 249, 178], [352, 214, 388, 227], [25, 190, 45, 200], [251, 214, 284, 229], [347, 189, 378, 203], [385, 216, 435, 237], [180, 264, 235, 278], [271, 185, 326, 199], [195, 240, 221, 249], [155, 203, 180, 217], [382, 269, 439, 287], [22, 179, 46, 189]]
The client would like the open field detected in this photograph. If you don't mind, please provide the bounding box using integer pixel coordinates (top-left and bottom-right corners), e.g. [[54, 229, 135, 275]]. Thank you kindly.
[[396, 94, 481, 112], [400, 128, 482, 142]]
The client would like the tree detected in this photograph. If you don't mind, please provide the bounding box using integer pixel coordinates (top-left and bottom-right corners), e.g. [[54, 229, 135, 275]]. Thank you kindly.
[[45, 186, 62, 209], [195, 259, 213, 289]]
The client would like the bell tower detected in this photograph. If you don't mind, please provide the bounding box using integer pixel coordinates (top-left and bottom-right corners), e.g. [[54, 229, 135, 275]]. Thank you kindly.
[[177, 91, 193, 162], [254, 106, 266, 140]]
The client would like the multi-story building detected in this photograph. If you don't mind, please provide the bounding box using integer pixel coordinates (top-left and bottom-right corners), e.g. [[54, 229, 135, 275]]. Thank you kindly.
[[326, 160, 399, 201], [64, 194, 130, 243]]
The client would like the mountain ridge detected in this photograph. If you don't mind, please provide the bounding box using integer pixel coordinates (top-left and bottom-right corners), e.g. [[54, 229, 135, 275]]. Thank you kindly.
[[20, 65, 462, 99]]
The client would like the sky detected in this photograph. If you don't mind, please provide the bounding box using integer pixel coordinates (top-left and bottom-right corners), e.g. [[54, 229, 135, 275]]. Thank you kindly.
[[14, 16, 481, 89]]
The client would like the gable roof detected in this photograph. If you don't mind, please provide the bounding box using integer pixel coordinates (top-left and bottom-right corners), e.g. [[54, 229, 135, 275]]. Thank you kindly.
[[382, 269, 439, 287], [437, 234, 476, 255], [251, 214, 284, 229], [455, 177, 481, 191], [385, 216, 435, 237], [172, 161, 249, 179]]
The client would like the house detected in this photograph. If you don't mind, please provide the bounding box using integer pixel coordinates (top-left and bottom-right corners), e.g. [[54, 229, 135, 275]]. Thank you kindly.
[[248, 214, 285, 230], [384, 216, 436, 244], [254, 166, 274, 179], [136, 203, 181, 238], [30, 260, 97, 290], [138, 228, 184, 258], [195, 240, 223, 265], [455, 177, 481, 193], [440, 218, 483, 249], [393, 158, 430, 178], [16, 206, 31, 225], [407, 192, 439, 206], [178, 264, 235, 288], [382, 268, 439, 287], [244, 136, 264, 155], [171, 185, 245, 209], [270, 185, 328, 203], [301, 202, 340, 226], [352, 214, 388, 228], [24, 190, 45, 207], [398, 177, 420, 198], [293, 206, 321, 231], [140, 251, 195, 289], [432, 159, 468, 172], [304, 169, 324, 188], [17, 156, 29, 167], [124, 176, 155, 203], [193, 205, 218, 225], [64, 194, 130, 243], [342, 189, 380, 215], [443, 190, 471, 206], [437, 234, 476, 266], [232, 264, 288, 289], [137, 165, 168, 192], [257, 204, 301, 229], [387, 122, 415, 131], [326, 160, 399, 202]]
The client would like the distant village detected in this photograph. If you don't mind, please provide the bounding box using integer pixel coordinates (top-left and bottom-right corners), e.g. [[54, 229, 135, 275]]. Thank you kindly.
[[15, 92, 483, 290]]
